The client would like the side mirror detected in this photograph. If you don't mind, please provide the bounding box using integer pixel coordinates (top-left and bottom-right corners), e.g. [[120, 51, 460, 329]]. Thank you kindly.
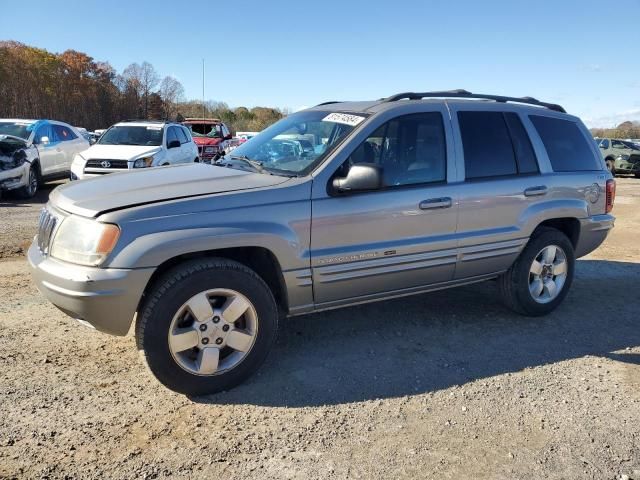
[[40, 136, 50, 145], [332, 163, 382, 193], [168, 139, 181, 149]]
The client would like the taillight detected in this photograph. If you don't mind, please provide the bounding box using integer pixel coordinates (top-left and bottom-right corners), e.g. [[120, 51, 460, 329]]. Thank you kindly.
[[606, 179, 616, 213]]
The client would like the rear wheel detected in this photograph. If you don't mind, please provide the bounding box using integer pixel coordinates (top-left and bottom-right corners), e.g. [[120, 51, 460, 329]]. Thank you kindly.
[[499, 228, 575, 316], [136, 258, 278, 396], [606, 159, 616, 176], [16, 164, 39, 199]]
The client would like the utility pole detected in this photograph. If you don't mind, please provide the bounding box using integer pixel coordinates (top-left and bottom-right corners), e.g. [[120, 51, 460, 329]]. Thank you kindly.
[[202, 59, 205, 120]]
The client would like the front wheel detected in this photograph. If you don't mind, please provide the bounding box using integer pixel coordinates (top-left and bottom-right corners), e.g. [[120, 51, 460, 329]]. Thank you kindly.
[[16, 164, 39, 199], [499, 228, 575, 316], [136, 258, 278, 396]]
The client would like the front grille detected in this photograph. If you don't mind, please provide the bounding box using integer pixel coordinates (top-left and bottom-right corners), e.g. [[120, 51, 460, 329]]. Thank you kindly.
[[37, 208, 58, 255], [629, 154, 640, 165], [85, 159, 129, 169]]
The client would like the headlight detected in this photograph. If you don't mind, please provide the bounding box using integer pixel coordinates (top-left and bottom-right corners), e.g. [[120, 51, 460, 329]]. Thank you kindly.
[[134, 155, 154, 168], [72, 154, 85, 166], [616, 154, 630, 161], [50, 216, 120, 266]]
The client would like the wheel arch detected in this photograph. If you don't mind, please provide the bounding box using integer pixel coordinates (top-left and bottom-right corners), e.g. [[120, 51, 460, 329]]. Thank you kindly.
[[534, 217, 581, 249], [138, 246, 289, 315]]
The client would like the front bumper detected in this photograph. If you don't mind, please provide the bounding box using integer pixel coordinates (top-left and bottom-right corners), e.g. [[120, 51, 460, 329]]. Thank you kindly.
[[575, 214, 615, 258], [0, 162, 29, 191], [28, 240, 155, 335]]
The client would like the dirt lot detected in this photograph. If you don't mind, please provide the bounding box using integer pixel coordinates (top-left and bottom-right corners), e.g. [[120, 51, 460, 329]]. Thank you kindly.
[[1, 179, 639, 480]]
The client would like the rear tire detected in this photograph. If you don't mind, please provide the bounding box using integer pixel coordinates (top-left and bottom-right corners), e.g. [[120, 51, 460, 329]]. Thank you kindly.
[[499, 227, 575, 316], [605, 159, 615, 176], [16, 164, 40, 199], [136, 258, 278, 396]]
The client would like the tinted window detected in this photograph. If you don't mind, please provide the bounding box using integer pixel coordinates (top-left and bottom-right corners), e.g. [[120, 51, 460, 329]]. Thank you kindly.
[[34, 124, 54, 144], [166, 126, 179, 146], [98, 125, 163, 146], [176, 126, 189, 144], [529, 115, 601, 171], [458, 111, 517, 179], [504, 112, 538, 174], [599, 139, 610, 149], [53, 125, 77, 141], [346, 112, 447, 187]]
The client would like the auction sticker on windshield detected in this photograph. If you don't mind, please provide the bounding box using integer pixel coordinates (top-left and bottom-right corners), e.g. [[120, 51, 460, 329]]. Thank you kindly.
[[322, 113, 366, 127]]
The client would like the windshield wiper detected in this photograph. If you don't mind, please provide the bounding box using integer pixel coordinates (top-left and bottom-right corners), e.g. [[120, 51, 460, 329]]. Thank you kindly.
[[225, 155, 267, 174]]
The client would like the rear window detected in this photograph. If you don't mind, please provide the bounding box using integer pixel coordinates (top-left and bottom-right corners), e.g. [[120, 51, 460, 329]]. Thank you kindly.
[[529, 116, 601, 171], [458, 111, 517, 179]]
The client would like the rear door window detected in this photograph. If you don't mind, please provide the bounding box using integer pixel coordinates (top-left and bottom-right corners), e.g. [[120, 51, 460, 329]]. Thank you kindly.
[[458, 111, 518, 179], [503, 113, 538, 174], [529, 115, 601, 171], [53, 125, 77, 141]]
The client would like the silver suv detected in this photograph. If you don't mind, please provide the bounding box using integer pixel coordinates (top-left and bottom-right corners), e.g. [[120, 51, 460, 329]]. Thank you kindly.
[[29, 90, 616, 395]]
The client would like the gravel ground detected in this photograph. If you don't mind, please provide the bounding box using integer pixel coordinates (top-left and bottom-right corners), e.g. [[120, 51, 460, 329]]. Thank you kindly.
[[0, 178, 639, 480]]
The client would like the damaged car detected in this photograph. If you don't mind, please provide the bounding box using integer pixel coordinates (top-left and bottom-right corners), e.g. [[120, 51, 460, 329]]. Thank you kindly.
[[0, 133, 39, 198], [0, 119, 89, 198]]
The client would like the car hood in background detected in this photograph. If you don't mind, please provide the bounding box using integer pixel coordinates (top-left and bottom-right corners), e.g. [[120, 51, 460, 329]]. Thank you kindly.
[[50, 163, 290, 217], [80, 144, 162, 160]]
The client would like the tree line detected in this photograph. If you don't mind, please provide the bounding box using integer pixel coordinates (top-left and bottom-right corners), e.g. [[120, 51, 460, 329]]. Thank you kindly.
[[0, 41, 284, 133], [590, 121, 640, 140]]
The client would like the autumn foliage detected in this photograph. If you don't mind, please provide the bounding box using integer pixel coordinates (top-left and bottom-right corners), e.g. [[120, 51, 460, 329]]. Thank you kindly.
[[0, 41, 285, 133]]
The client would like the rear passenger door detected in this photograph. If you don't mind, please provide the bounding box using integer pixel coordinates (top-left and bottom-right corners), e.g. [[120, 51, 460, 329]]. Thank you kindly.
[[451, 107, 547, 279], [310, 107, 458, 306]]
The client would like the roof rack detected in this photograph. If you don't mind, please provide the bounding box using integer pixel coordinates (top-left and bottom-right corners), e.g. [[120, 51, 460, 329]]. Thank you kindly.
[[315, 101, 341, 106], [382, 89, 566, 113]]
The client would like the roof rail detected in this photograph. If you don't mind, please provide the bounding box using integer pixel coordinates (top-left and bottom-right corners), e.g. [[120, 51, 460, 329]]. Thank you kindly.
[[121, 119, 166, 123], [315, 101, 341, 106], [382, 89, 566, 113]]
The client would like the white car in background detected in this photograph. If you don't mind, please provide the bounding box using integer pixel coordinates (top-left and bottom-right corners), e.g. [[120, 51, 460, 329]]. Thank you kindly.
[[0, 119, 88, 197], [71, 121, 199, 180]]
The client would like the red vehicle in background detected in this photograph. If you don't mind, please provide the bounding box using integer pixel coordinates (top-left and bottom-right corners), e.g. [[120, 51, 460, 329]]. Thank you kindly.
[[182, 118, 232, 163]]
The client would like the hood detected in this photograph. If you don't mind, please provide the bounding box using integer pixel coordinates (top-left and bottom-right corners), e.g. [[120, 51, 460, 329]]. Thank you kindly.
[[51, 163, 290, 217], [80, 144, 162, 160], [192, 137, 222, 146], [0, 134, 29, 145]]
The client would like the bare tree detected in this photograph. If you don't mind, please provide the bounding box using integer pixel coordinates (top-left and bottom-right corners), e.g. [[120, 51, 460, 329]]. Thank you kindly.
[[159, 76, 185, 120], [139, 62, 159, 118]]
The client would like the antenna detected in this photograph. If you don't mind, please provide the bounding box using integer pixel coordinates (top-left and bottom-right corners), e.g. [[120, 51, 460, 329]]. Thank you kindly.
[[202, 59, 205, 120]]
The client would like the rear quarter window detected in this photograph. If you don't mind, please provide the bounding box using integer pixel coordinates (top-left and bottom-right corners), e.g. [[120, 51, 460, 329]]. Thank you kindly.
[[529, 115, 601, 171]]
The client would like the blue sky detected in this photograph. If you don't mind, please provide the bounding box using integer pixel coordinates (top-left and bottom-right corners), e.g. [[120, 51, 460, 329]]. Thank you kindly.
[[3, 0, 640, 127]]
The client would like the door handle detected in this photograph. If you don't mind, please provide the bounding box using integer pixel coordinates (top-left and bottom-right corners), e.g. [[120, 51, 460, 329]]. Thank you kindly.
[[524, 186, 548, 197], [419, 197, 452, 210]]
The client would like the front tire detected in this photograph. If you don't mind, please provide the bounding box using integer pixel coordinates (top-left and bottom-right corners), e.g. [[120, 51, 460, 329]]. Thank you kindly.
[[499, 227, 575, 316], [606, 159, 616, 176], [16, 164, 39, 199], [136, 258, 278, 396]]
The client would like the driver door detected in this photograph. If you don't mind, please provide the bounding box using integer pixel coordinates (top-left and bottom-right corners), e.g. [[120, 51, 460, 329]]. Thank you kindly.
[[310, 108, 459, 306], [33, 124, 63, 176]]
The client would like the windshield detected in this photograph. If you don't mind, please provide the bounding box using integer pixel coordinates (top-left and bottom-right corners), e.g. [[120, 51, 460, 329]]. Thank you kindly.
[[188, 123, 222, 138], [221, 110, 366, 175], [98, 125, 163, 146], [621, 140, 640, 150], [0, 121, 34, 140]]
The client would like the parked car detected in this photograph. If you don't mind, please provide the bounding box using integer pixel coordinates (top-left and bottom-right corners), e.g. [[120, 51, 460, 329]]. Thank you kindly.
[[70, 120, 199, 180], [182, 118, 232, 163], [0, 119, 88, 197], [29, 90, 615, 395], [594, 137, 640, 177]]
